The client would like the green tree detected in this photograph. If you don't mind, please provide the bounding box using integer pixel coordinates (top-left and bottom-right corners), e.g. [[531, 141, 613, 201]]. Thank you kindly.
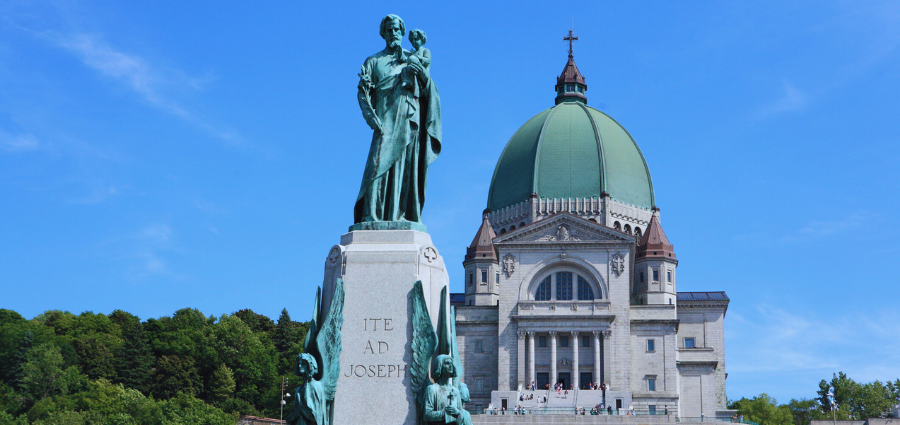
[[107, 310, 139, 329], [207, 364, 236, 405], [0, 310, 28, 384], [787, 398, 826, 425], [213, 315, 277, 411], [151, 355, 203, 399], [730, 394, 793, 425], [817, 372, 897, 420], [114, 321, 154, 392], [19, 344, 86, 404], [158, 392, 236, 425], [10, 331, 33, 391], [233, 309, 275, 336], [73, 337, 116, 381]]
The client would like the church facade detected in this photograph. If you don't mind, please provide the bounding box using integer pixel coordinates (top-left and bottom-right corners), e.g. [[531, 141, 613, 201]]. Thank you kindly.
[[450, 40, 731, 419]]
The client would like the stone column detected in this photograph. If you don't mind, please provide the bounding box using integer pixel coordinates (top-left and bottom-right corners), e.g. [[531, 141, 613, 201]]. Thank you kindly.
[[527, 331, 536, 388], [602, 330, 612, 386], [549, 331, 557, 388], [593, 331, 601, 387], [517, 331, 526, 389], [571, 331, 579, 389]]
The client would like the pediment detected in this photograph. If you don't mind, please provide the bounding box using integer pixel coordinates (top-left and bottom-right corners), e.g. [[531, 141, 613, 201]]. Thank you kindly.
[[494, 212, 634, 244]]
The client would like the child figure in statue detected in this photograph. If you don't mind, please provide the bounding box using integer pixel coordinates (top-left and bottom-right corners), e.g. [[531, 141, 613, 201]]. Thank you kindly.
[[423, 354, 472, 425], [407, 29, 431, 70]]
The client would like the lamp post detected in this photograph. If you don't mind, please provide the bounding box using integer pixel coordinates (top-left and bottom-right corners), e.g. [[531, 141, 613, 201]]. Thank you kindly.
[[826, 390, 836, 425], [280, 376, 291, 423]]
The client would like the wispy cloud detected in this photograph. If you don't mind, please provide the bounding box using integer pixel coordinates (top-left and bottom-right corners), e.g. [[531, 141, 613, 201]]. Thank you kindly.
[[754, 80, 808, 119], [0, 131, 40, 151], [798, 212, 874, 237], [728, 305, 899, 376], [48, 32, 239, 144], [779, 211, 876, 242]]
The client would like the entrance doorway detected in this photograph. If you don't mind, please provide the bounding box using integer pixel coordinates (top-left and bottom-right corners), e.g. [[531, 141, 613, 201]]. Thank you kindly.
[[558, 372, 571, 389], [537, 372, 549, 390], [580, 372, 593, 389]]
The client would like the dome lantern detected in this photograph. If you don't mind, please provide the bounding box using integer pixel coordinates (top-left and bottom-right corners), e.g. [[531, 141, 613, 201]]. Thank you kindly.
[[555, 30, 587, 105]]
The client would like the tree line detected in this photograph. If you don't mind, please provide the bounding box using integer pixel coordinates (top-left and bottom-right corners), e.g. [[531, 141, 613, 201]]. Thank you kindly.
[[730, 373, 900, 425], [0, 307, 309, 424]]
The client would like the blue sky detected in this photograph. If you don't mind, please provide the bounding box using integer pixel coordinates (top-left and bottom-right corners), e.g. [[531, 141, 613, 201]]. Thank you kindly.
[[2, 0, 899, 404]]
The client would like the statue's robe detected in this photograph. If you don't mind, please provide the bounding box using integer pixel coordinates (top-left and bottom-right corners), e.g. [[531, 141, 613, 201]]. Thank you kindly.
[[423, 383, 472, 425], [287, 381, 327, 425], [355, 47, 441, 224]]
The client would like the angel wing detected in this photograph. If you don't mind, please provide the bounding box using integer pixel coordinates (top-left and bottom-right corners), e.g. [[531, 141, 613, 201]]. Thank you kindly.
[[303, 286, 322, 365], [316, 277, 345, 403], [435, 286, 452, 358], [410, 280, 437, 420]]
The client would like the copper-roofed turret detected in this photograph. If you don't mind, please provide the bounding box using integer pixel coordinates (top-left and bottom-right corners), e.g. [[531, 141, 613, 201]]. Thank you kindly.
[[636, 207, 677, 262], [555, 30, 587, 105], [465, 209, 498, 261]]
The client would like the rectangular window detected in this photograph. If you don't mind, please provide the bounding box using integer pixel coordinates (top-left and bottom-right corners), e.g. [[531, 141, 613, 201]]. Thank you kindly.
[[481, 270, 487, 283], [649, 405, 657, 415], [476, 378, 484, 392], [475, 340, 484, 352], [648, 377, 657, 391], [556, 272, 573, 300], [684, 337, 695, 348], [496, 273, 500, 284], [539, 336, 547, 347], [468, 273, 473, 286], [567, 84, 574, 91], [647, 339, 655, 352], [582, 335, 590, 347], [560, 336, 569, 347], [652, 269, 659, 282], [640, 271, 645, 283], [667, 271, 672, 283]]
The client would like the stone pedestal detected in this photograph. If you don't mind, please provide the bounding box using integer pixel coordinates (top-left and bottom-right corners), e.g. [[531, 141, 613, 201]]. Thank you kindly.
[[322, 229, 449, 425]]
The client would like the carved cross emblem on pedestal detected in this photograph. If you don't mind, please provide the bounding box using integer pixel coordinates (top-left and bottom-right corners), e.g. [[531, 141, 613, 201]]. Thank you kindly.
[[423, 247, 437, 263]]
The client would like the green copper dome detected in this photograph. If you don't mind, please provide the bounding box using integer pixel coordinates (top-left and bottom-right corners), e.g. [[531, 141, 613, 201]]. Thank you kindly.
[[487, 101, 655, 212]]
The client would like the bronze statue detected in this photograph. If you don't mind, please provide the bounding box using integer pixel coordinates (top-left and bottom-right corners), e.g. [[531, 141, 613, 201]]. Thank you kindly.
[[422, 355, 472, 425], [286, 280, 345, 425], [355, 15, 441, 226]]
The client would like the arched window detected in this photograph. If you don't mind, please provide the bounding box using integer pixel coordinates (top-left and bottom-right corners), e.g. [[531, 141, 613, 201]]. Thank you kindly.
[[500, 228, 506, 234], [556, 272, 573, 300], [509, 225, 516, 231], [624, 224, 631, 234], [535, 276, 551, 301], [532, 269, 601, 301], [634, 227, 642, 239], [614, 221, 621, 231], [577, 276, 594, 300]]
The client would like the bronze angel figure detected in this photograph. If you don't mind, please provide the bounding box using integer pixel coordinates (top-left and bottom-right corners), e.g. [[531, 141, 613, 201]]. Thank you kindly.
[[287, 278, 345, 425], [409, 282, 471, 425]]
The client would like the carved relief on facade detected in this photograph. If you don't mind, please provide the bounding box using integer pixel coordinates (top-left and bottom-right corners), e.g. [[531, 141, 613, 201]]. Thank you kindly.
[[611, 252, 625, 277], [502, 253, 516, 277], [539, 224, 581, 242]]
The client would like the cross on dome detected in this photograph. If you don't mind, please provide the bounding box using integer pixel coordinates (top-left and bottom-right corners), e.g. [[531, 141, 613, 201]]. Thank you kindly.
[[564, 29, 579, 58]]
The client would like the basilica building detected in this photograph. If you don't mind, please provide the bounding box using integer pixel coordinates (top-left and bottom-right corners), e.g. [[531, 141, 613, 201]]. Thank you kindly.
[[450, 40, 731, 419]]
